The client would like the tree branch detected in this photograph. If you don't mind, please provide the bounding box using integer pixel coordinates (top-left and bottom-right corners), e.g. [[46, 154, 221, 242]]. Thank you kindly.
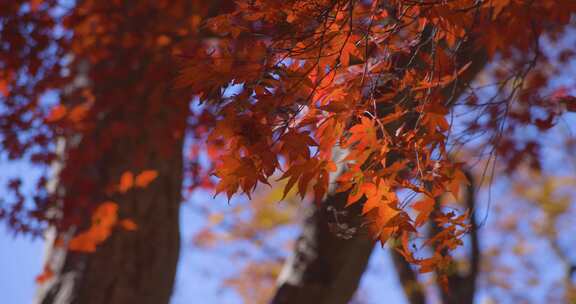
[[390, 248, 426, 304], [431, 169, 479, 304]]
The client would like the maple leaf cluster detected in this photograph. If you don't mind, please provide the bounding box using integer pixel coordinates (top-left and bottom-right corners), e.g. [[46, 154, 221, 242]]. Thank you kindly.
[[180, 0, 576, 276]]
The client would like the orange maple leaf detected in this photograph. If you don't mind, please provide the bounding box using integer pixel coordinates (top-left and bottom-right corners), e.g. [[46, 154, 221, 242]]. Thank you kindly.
[[413, 197, 435, 227], [69, 202, 119, 252], [118, 171, 134, 193], [0, 79, 9, 97], [365, 203, 399, 245], [35, 265, 54, 284], [448, 168, 469, 200], [135, 170, 158, 188], [119, 219, 138, 231], [46, 105, 67, 122], [343, 117, 378, 151], [362, 180, 397, 215]]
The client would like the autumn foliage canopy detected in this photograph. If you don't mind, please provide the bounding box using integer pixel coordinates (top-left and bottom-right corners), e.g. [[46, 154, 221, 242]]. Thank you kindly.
[[2, 0, 576, 286]]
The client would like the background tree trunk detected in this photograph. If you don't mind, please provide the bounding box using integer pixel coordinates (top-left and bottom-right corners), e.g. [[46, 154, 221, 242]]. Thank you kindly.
[[390, 170, 480, 304], [271, 191, 375, 304]]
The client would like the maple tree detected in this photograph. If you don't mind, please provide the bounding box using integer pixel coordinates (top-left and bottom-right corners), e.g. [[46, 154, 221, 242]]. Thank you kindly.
[[1, 0, 576, 303]]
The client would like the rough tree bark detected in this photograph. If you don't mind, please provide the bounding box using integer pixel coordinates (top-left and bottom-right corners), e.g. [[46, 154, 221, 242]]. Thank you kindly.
[[35, 143, 183, 304], [33, 6, 190, 304], [33, 1, 236, 303], [34, 77, 186, 304], [271, 191, 375, 304]]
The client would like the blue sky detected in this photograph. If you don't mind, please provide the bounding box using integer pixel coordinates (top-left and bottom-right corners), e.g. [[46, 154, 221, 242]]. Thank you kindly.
[[0, 227, 43, 303]]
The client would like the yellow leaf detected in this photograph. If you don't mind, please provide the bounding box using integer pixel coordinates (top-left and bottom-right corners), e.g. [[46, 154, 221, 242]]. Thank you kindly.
[[208, 213, 224, 225]]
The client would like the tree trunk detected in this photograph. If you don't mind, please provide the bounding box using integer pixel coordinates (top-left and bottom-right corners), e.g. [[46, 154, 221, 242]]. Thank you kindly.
[[32, 1, 234, 303], [35, 147, 183, 304], [390, 250, 426, 304], [34, 82, 186, 304], [33, 3, 195, 303], [34, 62, 187, 303], [271, 191, 375, 304]]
